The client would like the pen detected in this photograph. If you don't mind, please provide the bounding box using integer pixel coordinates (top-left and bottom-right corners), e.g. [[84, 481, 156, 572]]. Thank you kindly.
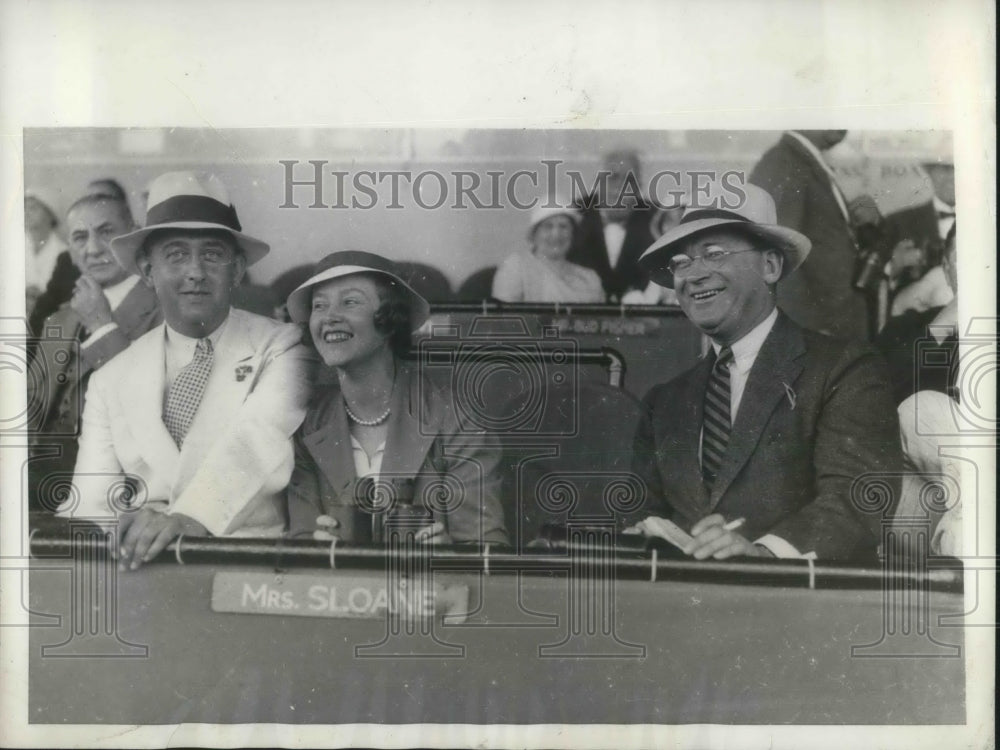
[[723, 517, 745, 532]]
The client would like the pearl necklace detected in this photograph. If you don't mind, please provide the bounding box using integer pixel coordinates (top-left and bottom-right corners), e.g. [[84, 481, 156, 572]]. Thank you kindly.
[[344, 365, 395, 427], [344, 401, 391, 426]]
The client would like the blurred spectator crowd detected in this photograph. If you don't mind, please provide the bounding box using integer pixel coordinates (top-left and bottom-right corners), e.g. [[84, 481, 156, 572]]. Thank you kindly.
[[25, 139, 955, 343]]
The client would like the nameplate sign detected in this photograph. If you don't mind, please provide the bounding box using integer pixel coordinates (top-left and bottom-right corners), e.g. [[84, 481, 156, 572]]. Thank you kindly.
[[211, 571, 470, 623], [544, 316, 664, 338]]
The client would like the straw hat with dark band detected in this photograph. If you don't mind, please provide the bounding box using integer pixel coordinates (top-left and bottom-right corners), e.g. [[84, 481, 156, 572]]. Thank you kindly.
[[111, 171, 269, 276], [637, 183, 812, 289], [286, 250, 431, 329]]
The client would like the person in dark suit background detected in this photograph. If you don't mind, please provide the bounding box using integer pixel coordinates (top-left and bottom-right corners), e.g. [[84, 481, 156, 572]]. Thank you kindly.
[[749, 130, 876, 341], [875, 222, 958, 406], [632, 183, 901, 562], [887, 223, 964, 557], [568, 149, 664, 302], [884, 161, 956, 317], [27, 193, 162, 510]]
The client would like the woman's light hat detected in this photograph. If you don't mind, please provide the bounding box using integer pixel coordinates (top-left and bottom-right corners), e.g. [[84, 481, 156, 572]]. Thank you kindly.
[[286, 250, 431, 329], [528, 203, 581, 234]]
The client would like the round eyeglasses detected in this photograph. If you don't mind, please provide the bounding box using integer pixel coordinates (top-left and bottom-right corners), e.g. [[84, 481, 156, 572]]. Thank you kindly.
[[667, 247, 756, 277]]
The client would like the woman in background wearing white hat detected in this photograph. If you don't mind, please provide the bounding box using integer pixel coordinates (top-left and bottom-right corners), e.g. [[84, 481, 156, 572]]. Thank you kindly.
[[492, 204, 605, 303], [285, 251, 509, 545]]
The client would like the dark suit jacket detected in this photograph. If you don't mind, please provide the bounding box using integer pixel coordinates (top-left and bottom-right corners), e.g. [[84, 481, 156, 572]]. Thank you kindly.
[[29, 250, 81, 336], [632, 313, 901, 561], [286, 364, 509, 544], [883, 199, 941, 253], [27, 280, 161, 510], [568, 199, 658, 300], [874, 306, 958, 405], [749, 134, 869, 340]]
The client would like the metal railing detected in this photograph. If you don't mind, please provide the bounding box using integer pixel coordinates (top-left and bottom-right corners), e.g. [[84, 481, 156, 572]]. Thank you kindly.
[[29, 522, 964, 593]]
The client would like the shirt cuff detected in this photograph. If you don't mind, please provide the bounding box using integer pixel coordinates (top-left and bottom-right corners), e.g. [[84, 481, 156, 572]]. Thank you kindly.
[[755, 534, 818, 560], [81, 322, 119, 348]]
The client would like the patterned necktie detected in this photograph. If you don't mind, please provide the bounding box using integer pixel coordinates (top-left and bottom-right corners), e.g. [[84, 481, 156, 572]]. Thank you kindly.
[[163, 338, 214, 448], [701, 346, 734, 488]]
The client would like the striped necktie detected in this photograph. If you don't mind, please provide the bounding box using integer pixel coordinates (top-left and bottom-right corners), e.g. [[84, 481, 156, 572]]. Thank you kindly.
[[701, 346, 734, 488], [163, 338, 214, 448]]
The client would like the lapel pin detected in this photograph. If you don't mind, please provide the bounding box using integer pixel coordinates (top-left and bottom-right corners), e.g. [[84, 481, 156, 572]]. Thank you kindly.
[[782, 382, 797, 410], [235, 364, 253, 382]]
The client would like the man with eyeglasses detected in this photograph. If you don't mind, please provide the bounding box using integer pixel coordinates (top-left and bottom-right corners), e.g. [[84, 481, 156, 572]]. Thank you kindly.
[[60, 172, 314, 569], [630, 183, 901, 562]]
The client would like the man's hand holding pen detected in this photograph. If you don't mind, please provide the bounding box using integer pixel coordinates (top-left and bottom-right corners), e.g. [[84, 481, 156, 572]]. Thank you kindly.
[[683, 515, 767, 560]]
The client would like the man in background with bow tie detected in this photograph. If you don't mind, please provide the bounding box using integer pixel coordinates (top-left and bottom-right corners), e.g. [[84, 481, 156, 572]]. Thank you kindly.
[[61, 172, 314, 569], [631, 183, 902, 562], [28, 192, 161, 510], [569, 149, 666, 302]]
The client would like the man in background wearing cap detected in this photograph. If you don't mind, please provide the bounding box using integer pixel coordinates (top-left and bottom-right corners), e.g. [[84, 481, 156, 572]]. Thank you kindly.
[[27, 193, 161, 510], [631, 183, 901, 561], [62, 172, 314, 569]]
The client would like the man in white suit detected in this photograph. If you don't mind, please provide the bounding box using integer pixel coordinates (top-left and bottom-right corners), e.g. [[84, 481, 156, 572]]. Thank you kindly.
[[62, 172, 314, 569]]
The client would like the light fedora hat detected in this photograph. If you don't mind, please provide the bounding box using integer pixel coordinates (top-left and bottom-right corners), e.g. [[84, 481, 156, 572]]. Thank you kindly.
[[286, 250, 431, 330], [637, 183, 811, 288], [110, 171, 269, 275]]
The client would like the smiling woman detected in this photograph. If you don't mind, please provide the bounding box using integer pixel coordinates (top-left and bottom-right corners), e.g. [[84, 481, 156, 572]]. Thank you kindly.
[[284, 251, 508, 545], [491, 203, 605, 303]]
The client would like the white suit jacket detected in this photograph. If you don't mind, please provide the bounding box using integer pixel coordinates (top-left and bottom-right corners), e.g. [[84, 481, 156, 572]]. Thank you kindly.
[[63, 308, 314, 536]]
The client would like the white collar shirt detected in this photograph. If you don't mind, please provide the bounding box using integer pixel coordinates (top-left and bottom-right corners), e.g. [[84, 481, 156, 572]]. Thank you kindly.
[[603, 221, 627, 268], [350, 435, 386, 479], [710, 307, 779, 418]]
